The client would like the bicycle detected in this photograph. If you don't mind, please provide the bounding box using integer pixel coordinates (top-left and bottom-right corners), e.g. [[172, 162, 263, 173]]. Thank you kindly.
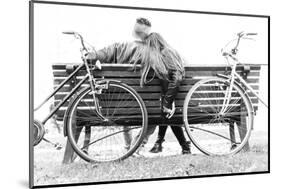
[[183, 31, 268, 155], [33, 31, 148, 163]]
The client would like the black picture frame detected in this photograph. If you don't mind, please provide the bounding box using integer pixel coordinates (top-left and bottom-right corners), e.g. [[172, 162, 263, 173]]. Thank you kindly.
[[29, 0, 270, 188]]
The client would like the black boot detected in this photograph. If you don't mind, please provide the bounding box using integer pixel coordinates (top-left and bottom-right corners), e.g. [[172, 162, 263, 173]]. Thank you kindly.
[[150, 139, 165, 153], [181, 141, 191, 154]]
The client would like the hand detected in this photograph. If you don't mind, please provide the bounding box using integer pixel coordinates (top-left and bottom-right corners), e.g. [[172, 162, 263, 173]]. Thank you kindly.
[[162, 101, 176, 119], [85, 51, 97, 64]]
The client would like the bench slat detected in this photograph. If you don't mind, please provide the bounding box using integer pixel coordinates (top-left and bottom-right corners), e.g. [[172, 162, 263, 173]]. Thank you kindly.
[[53, 78, 260, 85], [54, 98, 259, 109], [53, 84, 259, 93], [52, 63, 262, 71], [53, 70, 260, 78]]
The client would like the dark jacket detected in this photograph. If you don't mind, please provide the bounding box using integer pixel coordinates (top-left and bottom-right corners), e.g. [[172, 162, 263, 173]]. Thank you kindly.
[[96, 41, 144, 64], [95, 35, 185, 87]]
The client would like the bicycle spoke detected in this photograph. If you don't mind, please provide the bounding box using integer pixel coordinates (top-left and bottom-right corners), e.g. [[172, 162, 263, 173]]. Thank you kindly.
[[189, 126, 239, 144], [184, 78, 253, 155], [66, 83, 147, 162], [81, 126, 141, 150]]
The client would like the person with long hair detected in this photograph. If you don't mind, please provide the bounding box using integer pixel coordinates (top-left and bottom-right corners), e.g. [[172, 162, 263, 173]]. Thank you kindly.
[[86, 17, 191, 155]]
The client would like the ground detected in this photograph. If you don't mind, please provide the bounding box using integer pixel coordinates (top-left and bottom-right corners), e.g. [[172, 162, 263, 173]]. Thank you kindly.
[[33, 124, 268, 186]]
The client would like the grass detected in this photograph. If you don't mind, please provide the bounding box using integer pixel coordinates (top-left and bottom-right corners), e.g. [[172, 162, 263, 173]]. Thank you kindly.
[[33, 126, 268, 186]]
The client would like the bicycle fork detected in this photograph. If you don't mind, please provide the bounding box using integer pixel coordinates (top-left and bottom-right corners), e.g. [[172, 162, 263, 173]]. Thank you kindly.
[[84, 59, 109, 122], [220, 65, 237, 115]]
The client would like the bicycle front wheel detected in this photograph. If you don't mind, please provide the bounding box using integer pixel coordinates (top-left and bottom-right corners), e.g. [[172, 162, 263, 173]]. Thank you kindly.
[[65, 80, 148, 163], [183, 77, 253, 155]]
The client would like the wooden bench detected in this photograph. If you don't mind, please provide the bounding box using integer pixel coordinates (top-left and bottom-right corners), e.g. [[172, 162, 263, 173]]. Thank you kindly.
[[52, 63, 261, 163]]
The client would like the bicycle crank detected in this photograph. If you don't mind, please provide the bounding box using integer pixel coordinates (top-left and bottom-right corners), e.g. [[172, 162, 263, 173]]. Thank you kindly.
[[33, 119, 62, 150]]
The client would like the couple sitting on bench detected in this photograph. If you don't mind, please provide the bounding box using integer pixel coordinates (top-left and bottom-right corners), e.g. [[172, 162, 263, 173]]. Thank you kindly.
[[86, 17, 191, 155]]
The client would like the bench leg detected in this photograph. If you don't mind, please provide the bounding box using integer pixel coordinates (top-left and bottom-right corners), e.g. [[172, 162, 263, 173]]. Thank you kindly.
[[62, 115, 84, 164], [62, 139, 75, 164], [62, 125, 91, 164], [237, 106, 250, 152], [229, 122, 237, 149], [123, 126, 132, 149], [83, 126, 91, 153]]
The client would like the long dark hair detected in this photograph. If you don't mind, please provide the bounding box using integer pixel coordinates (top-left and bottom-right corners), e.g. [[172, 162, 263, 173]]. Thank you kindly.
[[132, 32, 185, 87]]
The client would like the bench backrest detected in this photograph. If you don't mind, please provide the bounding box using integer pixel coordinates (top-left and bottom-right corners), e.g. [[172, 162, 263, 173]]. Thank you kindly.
[[52, 63, 261, 125]]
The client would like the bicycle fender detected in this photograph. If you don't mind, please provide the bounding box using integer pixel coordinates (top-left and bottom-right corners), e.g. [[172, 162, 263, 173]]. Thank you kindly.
[[62, 86, 89, 137]]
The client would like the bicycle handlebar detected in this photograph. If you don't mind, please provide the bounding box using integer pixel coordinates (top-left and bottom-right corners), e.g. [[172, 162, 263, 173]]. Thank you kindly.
[[62, 31, 75, 35], [221, 32, 258, 64], [62, 31, 99, 67], [62, 31, 88, 52], [230, 32, 258, 55], [246, 33, 258, 36], [237, 32, 258, 37]]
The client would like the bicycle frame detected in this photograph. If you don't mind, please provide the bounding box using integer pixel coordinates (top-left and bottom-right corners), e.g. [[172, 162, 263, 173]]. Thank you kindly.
[[220, 61, 268, 115], [234, 71, 268, 107], [34, 60, 107, 125], [32, 31, 113, 148]]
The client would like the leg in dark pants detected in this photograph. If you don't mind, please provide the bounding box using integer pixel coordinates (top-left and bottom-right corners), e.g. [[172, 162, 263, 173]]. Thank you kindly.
[[150, 125, 168, 153], [150, 125, 190, 153], [150, 72, 191, 154], [158, 125, 168, 140], [170, 125, 187, 146]]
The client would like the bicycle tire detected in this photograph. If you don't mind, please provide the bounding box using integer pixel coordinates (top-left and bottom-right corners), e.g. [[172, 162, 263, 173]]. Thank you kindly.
[[64, 80, 148, 163], [183, 77, 253, 155]]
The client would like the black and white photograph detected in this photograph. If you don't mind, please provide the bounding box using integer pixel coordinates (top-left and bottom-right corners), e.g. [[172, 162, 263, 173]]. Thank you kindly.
[[30, 0, 269, 188]]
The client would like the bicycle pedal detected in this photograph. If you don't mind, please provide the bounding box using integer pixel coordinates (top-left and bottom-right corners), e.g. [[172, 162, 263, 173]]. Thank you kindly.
[[43, 138, 62, 150], [55, 143, 63, 150]]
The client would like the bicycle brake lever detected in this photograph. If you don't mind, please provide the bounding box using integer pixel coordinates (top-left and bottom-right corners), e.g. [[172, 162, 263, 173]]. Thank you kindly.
[[222, 52, 228, 56], [242, 37, 255, 41]]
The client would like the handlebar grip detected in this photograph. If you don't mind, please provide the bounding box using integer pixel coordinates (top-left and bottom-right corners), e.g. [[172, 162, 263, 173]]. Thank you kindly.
[[246, 33, 258, 36], [62, 31, 75, 35]]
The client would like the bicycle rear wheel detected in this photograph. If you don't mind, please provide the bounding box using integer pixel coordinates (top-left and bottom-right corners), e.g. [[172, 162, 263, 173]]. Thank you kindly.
[[65, 80, 148, 162], [183, 77, 253, 155]]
